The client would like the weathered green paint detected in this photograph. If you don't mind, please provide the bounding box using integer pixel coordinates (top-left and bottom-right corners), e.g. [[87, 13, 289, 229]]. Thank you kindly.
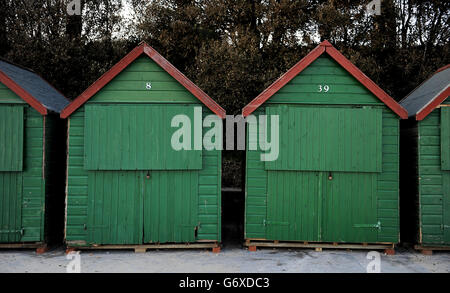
[[84, 104, 201, 170], [266, 171, 320, 241], [414, 103, 450, 246], [265, 105, 382, 172], [268, 57, 384, 105], [441, 108, 450, 243], [322, 172, 378, 243], [0, 82, 25, 104], [90, 56, 199, 104], [245, 55, 400, 244], [65, 56, 221, 246], [144, 171, 199, 243], [0, 106, 24, 171], [87, 171, 144, 244], [0, 103, 46, 243], [441, 108, 450, 170], [0, 172, 23, 242]]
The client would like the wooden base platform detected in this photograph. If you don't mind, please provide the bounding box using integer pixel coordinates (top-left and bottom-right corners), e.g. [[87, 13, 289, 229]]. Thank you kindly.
[[0, 242, 47, 254], [245, 240, 395, 253], [67, 242, 220, 254], [414, 245, 450, 255]]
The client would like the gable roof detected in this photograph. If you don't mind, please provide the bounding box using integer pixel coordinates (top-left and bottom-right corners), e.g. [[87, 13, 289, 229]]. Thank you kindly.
[[0, 59, 70, 115], [399, 65, 450, 120], [242, 40, 408, 119], [61, 42, 226, 119]]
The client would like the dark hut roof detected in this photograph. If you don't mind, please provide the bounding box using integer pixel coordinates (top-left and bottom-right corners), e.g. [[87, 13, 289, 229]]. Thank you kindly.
[[400, 65, 450, 119], [0, 59, 70, 114]]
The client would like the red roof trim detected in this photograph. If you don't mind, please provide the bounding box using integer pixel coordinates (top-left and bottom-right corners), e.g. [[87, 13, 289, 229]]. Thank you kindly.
[[242, 40, 408, 119], [0, 70, 47, 115], [435, 64, 450, 74], [325, 45, 408, 119], [143, 46, 225, 118], [416, 86, 450, 121], [61, 43, 226, 119], [242, 44, 325, 117]]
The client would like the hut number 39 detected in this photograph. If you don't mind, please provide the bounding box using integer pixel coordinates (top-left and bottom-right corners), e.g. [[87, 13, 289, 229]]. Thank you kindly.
[[318, 84, 330, 93]]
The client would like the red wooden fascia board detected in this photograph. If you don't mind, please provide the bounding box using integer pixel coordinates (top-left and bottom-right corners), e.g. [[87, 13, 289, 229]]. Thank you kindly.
[[242, 40, 408, 119], [324, 46, 408, 119], [60, 44, 145, 118], [0, 70, 47, 115], [435, 64, 450, 74], [143, 46, 226, 119], [61, 43, 226, 119], [242, 44, 326, 117], [416, 86, 450, 121]]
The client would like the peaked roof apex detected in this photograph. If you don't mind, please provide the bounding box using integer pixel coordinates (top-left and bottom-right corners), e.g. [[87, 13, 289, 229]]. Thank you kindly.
[[61, 42, 226, 119], [319, 40, 333, 47], [242, 40, 407, 119]]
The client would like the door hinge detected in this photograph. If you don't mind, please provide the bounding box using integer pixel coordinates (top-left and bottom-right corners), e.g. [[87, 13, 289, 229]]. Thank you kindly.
[[442, 224, 450, 230], [353, 221, 381, 230], [0, 229, 24, 235], [264, 220, 290, 226]]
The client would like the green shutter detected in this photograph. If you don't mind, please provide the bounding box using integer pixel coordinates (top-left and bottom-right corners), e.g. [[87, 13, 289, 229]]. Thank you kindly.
[[0, 106, 24, 171], [441, 107, 450, 170], [84, 104, 202, 170], [265, 106, 382, 172]]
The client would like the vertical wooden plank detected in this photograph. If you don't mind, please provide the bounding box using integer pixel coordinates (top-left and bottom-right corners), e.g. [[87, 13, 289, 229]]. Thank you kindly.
[[84, 105, 202, 170], [443, 171, 450, 244], [441, 108, 450, 170], [0, 106, 23, 171]]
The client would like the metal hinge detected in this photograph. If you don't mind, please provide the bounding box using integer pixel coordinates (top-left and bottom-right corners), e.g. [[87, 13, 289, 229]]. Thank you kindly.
[[0, 229, 24, 235], [263, 220, 290, 226], [442, 224, 450, 230], [353, 221, 381, 230]]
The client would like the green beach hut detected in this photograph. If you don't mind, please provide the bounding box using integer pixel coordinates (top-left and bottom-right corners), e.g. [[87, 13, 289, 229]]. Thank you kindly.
[[61, 43, 225, 253], [0, 59, 69, 251], [242, 41, 408, 252], [400, 64, 450, 254]]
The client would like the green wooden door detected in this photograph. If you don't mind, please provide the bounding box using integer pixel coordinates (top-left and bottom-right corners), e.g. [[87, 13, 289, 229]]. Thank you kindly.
[[264, 105, 382, 242], [322, 172, 378, 243], [0, 173, 23, 242], [266, 171, 320, 241], [87, 171, 144, 245], [84, 104, 202, 245], [0, 106, 24, 243], [441, 108, 450, 243], [143, 171, 198, 243]]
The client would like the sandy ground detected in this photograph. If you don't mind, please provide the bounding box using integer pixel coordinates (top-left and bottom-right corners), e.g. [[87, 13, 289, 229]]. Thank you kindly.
[[0, 246, 449, 273]]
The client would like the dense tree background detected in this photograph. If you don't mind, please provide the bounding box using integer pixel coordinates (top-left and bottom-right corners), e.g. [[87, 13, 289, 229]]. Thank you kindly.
[[0, 0, 449, 187]]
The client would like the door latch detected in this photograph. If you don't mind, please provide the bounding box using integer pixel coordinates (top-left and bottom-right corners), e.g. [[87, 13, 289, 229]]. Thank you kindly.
[[353, 221, 381, 230], [0, 229, 24, 235]]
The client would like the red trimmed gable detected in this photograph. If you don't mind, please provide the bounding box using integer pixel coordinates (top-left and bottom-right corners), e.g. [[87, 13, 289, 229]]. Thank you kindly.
[[416, 87, 450, 121], [61, 42, 226, 119], [0, 70, 47, 115], [242, 40, 408, 119]]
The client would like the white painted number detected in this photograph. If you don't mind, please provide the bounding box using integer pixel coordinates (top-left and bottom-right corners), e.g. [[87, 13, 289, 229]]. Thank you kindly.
[[366, 251, 381, 273], [318, 84, 330, 93], [146, 82, 152, 90]]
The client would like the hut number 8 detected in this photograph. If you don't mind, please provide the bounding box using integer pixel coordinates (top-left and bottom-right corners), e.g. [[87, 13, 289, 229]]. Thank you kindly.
[[318, 84, 330, 93], [146, 82, 152, 90]]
